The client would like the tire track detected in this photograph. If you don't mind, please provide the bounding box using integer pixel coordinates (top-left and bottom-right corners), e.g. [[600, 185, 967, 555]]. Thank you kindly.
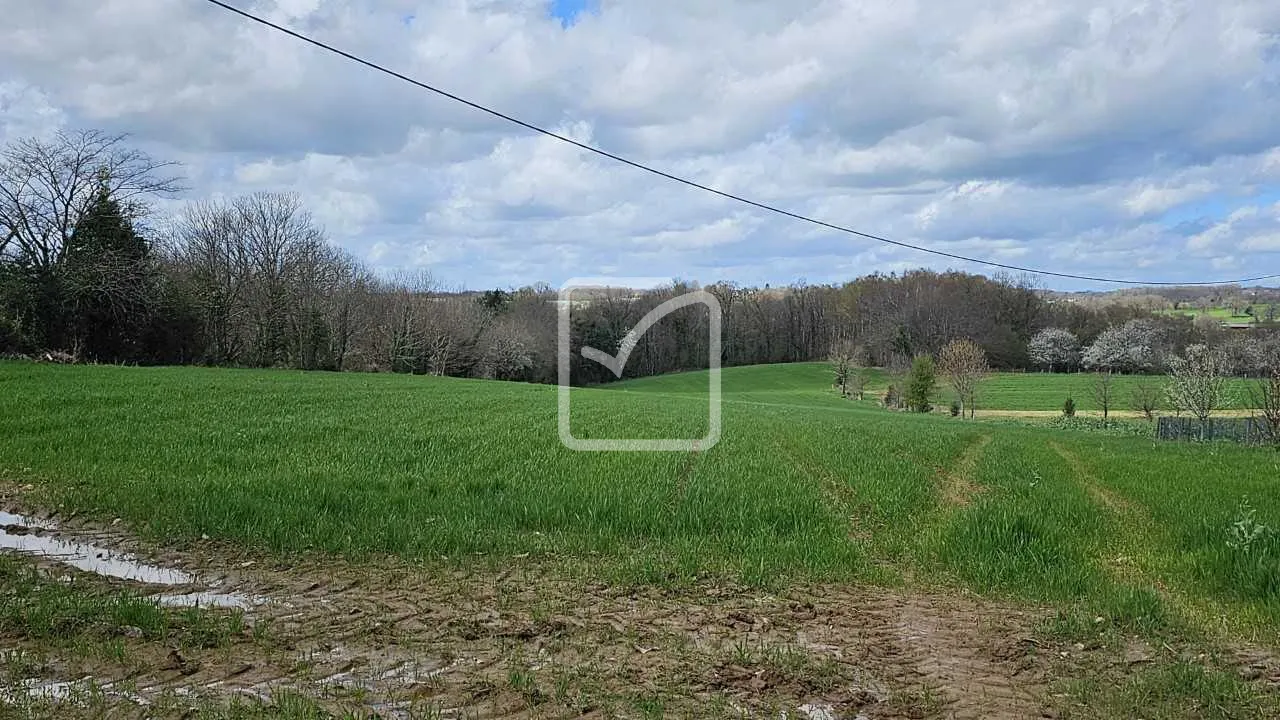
[[0, 530, 1059, 719], [938, 434, 992, 507], [771, 432, 862, 537], [1048, 441, 1139, 518], [1048, 440, 1175, 599]]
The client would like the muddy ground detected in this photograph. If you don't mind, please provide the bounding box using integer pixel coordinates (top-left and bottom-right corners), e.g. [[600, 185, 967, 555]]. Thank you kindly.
[[1, 503, 1277, 719]]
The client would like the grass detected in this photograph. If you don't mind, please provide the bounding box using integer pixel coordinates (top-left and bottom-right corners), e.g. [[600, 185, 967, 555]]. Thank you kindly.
[[1158, 305, 1279, 326], [615, 360, 1260, 415], [2, 360, 1279, 635], [0, 555, 246, 649], [967, 371, 1257, 413], [1060, 661, 1273, 720], [2, 360, 1280, 717]]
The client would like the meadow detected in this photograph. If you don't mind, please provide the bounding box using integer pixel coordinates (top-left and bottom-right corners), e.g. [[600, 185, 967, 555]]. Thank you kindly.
[[2, 361, 1278, 619], [611, 361, 1260, 415], [2, 360, 1279, 717], [1158, 306, 1279, 326]]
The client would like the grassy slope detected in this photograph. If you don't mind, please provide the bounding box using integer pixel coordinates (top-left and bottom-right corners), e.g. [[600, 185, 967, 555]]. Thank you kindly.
[[2, 361, 1279, 640]]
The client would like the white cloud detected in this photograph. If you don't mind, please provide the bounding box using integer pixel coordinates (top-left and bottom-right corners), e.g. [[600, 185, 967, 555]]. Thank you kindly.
[[1187, 202, 1280, 256], [0, 0, 1278, 289], [1124, 181, 1218, 217]]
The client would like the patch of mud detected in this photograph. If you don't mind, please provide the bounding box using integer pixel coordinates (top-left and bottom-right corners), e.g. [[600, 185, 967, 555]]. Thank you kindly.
[[0, 510, 258, 609], [1231, 646, 1280, 686], [153, 590, 267, 610], [0, 502, 1057, 718], [4, 566, 1061, 718]]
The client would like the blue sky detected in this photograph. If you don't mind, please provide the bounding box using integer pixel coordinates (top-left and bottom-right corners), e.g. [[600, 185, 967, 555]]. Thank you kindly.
[[1, 0, 1278, 291], [548, 0, 592, 27]]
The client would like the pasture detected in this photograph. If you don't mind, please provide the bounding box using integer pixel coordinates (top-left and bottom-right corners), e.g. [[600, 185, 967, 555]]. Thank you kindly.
[[1, 360, 1279, 718], [1157, 305, 1279, 326], [612, 361, 1260, 416], [894, 369, 1257, 415]]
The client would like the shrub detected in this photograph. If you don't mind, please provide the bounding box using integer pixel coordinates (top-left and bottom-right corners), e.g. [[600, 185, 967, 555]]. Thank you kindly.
[[882, 384, 900, 409], [904, 354, 936, 413], [1063, 397, 1076, 417], [1048, 416, 1151, 437], [950, 399, 961, 417]]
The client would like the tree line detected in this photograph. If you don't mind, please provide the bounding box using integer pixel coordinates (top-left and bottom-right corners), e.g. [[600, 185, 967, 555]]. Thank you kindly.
[[3, 129, 1278, 387]]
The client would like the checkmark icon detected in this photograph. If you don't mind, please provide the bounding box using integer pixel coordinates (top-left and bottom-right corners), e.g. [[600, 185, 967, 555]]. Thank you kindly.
[[579, 293, 706, 378], [557, 278, 723, 451]]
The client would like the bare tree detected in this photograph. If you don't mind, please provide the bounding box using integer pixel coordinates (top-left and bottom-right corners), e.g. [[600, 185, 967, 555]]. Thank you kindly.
[[170, 192, 363, 368], [327, 262, 376, 372], [706, 280, 742, 364], [1249, 368, 1280, 445], [170, 199, 252, 364], [1166, 344, 1231, 429], [937, 337, 988, 418], [474, 320, 535, 380], [828, 339, 864, 399], [372, 270, 437, 373], [1129, 380, 1161, 421], [0, 130, 181, 271], [1093, 370, 1114, 421], [235, 192, 325, 366]]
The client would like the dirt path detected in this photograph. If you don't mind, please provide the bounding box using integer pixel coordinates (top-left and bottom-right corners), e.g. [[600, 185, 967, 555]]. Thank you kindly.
[[0, 507, 1059, 719]]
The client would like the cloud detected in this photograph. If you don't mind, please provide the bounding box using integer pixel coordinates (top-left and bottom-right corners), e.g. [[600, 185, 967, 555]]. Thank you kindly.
[[0, 0, 1278, 289], [1188, 201, 1280, 256], [0, 82, 67, 144]]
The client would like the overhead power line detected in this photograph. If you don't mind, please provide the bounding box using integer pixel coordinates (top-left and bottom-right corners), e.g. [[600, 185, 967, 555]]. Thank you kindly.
[[202, 0, 1279, 287]]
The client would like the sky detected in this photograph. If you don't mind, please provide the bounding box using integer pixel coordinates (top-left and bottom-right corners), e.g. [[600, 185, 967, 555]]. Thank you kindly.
[[1, 0, 1279, 292]]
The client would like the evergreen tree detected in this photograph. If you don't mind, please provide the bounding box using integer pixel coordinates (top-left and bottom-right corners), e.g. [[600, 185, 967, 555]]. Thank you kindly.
[[904, 354, 937, 413], [63, 182, 157, 361]]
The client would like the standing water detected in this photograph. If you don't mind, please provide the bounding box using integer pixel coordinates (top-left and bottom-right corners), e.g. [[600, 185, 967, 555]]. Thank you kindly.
[[0, 511, 262, 608]]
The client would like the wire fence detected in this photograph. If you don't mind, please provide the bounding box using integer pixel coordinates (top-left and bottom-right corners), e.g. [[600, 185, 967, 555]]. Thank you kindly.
[[1156, 416, 1275, 444]]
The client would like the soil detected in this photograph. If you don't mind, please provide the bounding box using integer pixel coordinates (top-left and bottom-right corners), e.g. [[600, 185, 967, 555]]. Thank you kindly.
[[4, 494, 1276, 719], [0, 503, 1060, 719]]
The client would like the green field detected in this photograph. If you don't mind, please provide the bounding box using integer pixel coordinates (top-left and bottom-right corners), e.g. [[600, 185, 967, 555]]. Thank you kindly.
[[1158, 305, 1279, 325], [2, 361, 1277, 610], [612, 361, 1257, 415], [947, 371, 1256, 413], [2, 360, 1279, 717]]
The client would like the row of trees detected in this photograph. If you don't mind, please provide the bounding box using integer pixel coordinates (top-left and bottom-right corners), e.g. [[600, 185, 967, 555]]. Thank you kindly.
[[856, 336, 1280, 441], [4, 129, 1279, 389], [834, 337, 991, 417], [1027, 321, 1280, 377]]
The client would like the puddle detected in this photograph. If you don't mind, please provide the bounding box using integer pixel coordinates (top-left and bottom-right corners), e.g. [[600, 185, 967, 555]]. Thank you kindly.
[[0, 511, 194, 584], [0, 677, 150, 707], [0, 510, 262, 610], [0, 511, 54, 530]]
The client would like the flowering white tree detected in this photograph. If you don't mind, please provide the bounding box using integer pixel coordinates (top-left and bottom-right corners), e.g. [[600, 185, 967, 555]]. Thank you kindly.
[[1028, 327, 1080, 372], [1219, 336, 1267, 377], [1082, 319, 1167, 372]]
